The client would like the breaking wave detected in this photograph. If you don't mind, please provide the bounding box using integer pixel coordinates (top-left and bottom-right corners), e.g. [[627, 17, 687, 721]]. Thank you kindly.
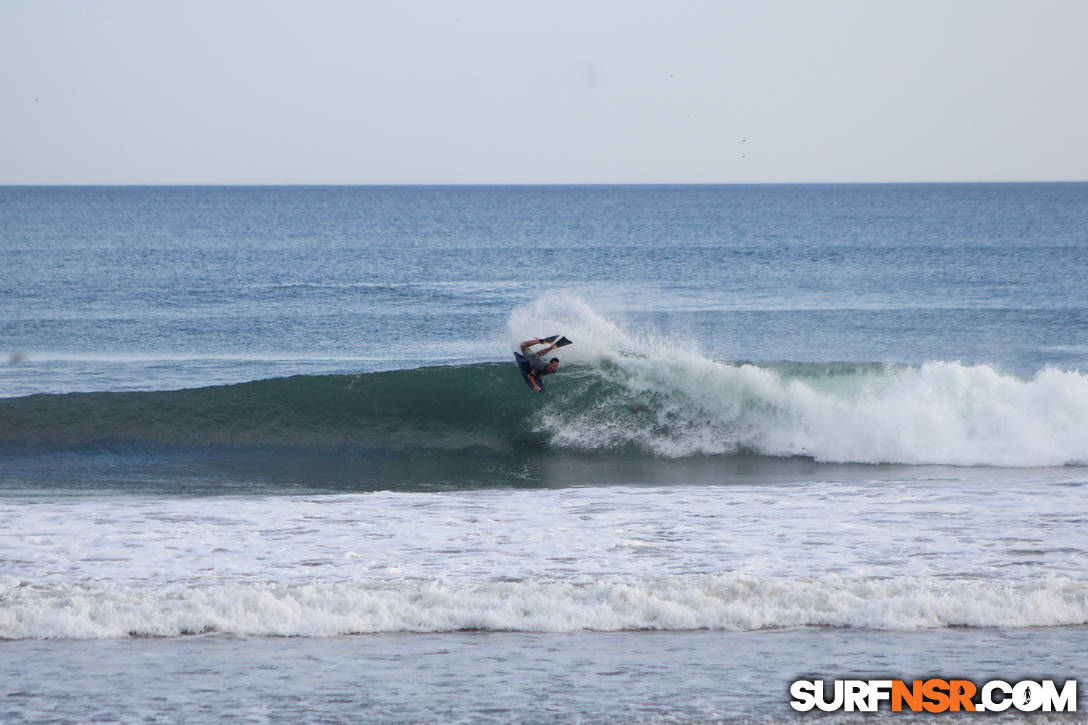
[[2, 297, 1086, 474]]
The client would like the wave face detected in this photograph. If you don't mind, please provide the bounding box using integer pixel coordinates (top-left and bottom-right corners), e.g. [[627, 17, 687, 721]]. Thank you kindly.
[[2, 348, 1087, 479], [0, 364, 536, 454]]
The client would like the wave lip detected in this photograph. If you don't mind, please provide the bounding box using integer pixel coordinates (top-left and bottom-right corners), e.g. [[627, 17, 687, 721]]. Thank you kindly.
[[3, 574, 1085, 640]]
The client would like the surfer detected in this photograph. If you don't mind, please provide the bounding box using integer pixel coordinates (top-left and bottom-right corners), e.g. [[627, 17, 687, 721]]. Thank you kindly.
[[518, 337, 563, 392]]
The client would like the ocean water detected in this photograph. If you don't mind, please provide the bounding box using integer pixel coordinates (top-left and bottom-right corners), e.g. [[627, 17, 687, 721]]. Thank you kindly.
[[1, 184, 1087, 723]]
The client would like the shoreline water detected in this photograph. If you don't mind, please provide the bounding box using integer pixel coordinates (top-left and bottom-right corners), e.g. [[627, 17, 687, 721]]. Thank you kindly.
[[4, 628, 1086, 723]]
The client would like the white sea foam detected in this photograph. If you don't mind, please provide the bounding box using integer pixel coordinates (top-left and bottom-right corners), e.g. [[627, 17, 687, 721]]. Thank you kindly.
[[2, 479, 1085, 640], [3, 574, 1086, 640], [510, 294, 1088, 466]]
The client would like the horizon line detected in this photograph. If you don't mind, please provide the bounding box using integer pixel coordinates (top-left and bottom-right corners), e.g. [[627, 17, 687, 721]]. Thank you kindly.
[[3, 179, 1087, 188]]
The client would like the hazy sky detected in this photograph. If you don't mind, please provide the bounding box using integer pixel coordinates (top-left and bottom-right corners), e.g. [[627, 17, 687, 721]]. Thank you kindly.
[[3, 0, 1086, 184]]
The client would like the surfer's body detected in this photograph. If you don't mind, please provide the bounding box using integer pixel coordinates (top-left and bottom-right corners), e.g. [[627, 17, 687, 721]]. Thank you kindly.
[[514, 335, 571, 393]]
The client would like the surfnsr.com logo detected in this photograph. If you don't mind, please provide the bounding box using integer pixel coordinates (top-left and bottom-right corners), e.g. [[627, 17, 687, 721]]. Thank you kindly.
[[790, 679, 1077, 713]]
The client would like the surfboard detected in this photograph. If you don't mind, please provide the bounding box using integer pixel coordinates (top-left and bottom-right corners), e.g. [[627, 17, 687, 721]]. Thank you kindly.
[[514, 352, 544, 393]]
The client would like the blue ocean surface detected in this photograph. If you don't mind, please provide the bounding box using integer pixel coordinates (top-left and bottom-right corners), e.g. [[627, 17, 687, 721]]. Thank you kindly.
[[1, 184, 1087, 723]]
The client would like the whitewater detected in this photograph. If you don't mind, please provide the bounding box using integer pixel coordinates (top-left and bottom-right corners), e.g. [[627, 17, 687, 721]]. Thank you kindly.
[[515, 296, 1088, 466], [3, 479, 1087, 640]]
